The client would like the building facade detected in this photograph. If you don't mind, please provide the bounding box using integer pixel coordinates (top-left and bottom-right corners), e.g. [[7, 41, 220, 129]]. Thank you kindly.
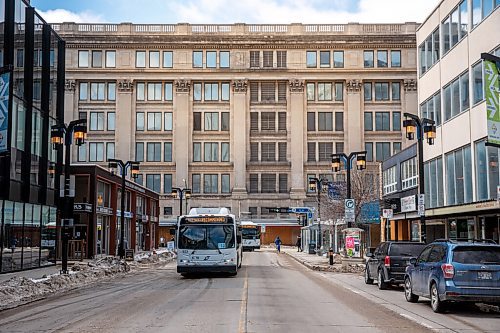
[[417, 0, 499, 242], [56, 22, 419, 226], [0, 0, 64, 273]]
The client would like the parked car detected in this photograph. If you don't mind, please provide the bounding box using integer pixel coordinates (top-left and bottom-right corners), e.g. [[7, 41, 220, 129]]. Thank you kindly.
[[365, 241, 426, 289], [404, 239, 500, 313]]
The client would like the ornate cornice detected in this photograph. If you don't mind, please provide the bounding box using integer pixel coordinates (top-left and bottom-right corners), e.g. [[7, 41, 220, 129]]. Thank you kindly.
[[346, 79, 362, 92], [288, 79, 304, 93], [232, 79, 248, 93], [175, 79, 191, 93], [118, 79, 133, 92], [403, 79, 417, 91], [65, 80, 75, 91]]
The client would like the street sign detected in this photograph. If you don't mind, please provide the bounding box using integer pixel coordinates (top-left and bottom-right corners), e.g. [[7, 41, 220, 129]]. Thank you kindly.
[[344, 199, 355, 221], [401, 195, 416, 212], [293, 207, 310, 214], [261, 225, 266, 233], [417, 194, 425, 216], [382, 209, 393, 218], [307, 212, 313, 220]]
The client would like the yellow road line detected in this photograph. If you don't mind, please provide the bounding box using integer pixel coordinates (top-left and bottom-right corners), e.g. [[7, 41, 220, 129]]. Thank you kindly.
[[238, 269, 249, 333]]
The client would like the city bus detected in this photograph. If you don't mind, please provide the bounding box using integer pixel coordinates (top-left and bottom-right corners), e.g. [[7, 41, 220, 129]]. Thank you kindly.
[[176, 208, 242, 276], [241, 221, 261, 251]]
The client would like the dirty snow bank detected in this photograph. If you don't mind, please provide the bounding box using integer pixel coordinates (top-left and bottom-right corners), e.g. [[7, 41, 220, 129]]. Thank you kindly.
[[0, 250, 175, 311]]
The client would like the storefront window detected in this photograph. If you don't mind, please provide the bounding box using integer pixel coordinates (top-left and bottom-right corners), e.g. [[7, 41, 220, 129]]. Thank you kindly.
[[449, 218, 475, 240]]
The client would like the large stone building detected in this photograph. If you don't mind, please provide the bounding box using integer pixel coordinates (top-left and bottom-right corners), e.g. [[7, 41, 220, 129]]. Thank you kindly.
[[55, 22, 419, 225], [416, 0, 499, 241]]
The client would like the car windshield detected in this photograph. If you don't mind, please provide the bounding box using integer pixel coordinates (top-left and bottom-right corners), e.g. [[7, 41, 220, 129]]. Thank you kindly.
[[452, 246, 500, 264], [178, 225, 235, 250], [389, 243, 426, 256]]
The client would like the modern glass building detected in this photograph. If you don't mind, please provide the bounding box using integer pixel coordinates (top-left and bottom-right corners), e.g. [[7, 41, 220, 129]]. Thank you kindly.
[[0, 0, 65, 272]]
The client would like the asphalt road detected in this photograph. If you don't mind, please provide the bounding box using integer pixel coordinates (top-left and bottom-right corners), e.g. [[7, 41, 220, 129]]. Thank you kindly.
[[0, 250, 430, 333]]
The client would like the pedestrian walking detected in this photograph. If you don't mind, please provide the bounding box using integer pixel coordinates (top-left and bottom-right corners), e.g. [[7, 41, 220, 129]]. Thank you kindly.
[[274, 236, 282, 253], [296, 235, 302, 252]]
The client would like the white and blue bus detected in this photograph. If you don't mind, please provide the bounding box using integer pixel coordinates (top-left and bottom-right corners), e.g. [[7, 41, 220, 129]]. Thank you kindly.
[[176, 208, 242, 275], [241, 221, 261, 251]]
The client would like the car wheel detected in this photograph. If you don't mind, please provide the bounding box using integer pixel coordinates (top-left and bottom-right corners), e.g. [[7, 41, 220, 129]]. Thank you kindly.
[[404, 277, 419, 303], [430, 283, 445, 313], [377, 269, 388, 290], [364, 266, 374, 284]]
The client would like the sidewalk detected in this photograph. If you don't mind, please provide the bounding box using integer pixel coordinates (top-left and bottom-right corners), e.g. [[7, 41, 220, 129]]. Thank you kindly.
[[0, 260, 91, 284]]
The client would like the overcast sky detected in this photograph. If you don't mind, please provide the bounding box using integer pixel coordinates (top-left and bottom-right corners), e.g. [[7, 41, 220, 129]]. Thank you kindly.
[[30, 0, 441, 24]]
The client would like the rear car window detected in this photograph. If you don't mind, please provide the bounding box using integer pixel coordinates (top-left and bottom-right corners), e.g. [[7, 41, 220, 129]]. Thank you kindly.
[[389, 243, 426, 256], [452, 246, 500, 265]]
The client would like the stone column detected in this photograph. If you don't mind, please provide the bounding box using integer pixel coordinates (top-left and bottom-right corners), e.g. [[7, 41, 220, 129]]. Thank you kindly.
[[174, 79, 191, 187], [346, 79, 363, 153], [231, 79, 248, 197], [289, 79, 306, 199], [116, 80, 134, 161]]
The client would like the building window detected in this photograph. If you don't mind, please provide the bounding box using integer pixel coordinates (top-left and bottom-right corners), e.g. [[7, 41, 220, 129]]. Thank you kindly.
[[320, 51, 330, 67], [421, 91, 442, 126], [261, 142, 276, 162], [205, 112, 219, 131], [419, 28, 440, 75], [307, 112, 315, 131], [475, 140, 500, 201], [91, 50, 102, 68], [364, 112, 373, 131], [192, 174, 201, 193], [193, 142, 201, 162], [193, 83, 202, 101], [147, 112, 162, 131], [78, 50, 89, 67], [306, 83, 315, 101], [377, 50, 388, 67], [391, 82, 400, 101], [206, 51, 217, 68], [249, 174, 258, 193], [193, 51, 203, 68], [390, 50, 401, 67], [204, 83, 219, 101], [401, 157, 418, 190], [318, 142, 333, 161], [333, 51, 344, 68], [136, 51, 146, 68], [89, 142, 104, 162], [364, 83, 372, 101], [335, 82, 343, 101], [444, 71, 469, 120], [392, 112, 401, 131], [472, 61, 484, 104], [147, 142, 161, 162], [317, 83, 332, 101], [221, 112, 230, 131], [164, 82, 173, 101], [193, 112, 202, 131], [279, 174, 288, 193], [90, 83, 105, 100], [146, 174, 161, 193], [147, 83, 162, 101], [163, 207, 173, 216], [261, 112, 275, 131], [318, 112, 333, 131], [135, 142, 144, 162], [106, 142, 115, 160], [261, 174, 276, 193], [424, 157, 444, 208], [107, 112, 115, 131], [78, 145, 86, 162], [277, 51, 287, 68], [164, 142, 172, 162], [393, 142, 402, 154], [221, 83, 230, 101], [278, 142, 287, 161], [204, 174, 218, 193], [106, 83, 116, 101], [365, 142, 373, 162], [204, 142, 219, 162], [335, 112, 344, 131], [147, 51, 159, 68], [364, 50, 374, 68], [446, 145, 473, 205], [250, 142, 259, 161], [376, 142, 391, 162], [307, 142, 316, 162], [263, 51, 273, 67], [383, 166, 397, 195], [164, 112, 173, 131], [375, 112, 390, 131], [136, 83, 145, 101], [136, 112, 145, 131], [261, 82, 276, 102], [163, 51, 173, 68], [164, 174, 172, 194], [443, 1, 468, 54], [79, 82, 88, 100], [221, 174, 230, 193], [250, 51, 260, 68], [90, 112, 105, 131], [220, 51, 230, 68], [335, 142, 344, 154], [306, 51, 317, 68], [221, 143, 230, 162], [374, 83, 389, 101]]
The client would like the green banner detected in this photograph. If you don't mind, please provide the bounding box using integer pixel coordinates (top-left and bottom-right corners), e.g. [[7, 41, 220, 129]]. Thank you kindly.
[[484, 60, 500, 146]]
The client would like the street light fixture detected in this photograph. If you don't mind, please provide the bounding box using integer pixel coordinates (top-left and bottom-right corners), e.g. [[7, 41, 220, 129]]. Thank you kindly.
[[331, 151, 367, 227], [171, 187, 191, 216], [107, 158, 140, 258], [309, 177, 328, 250], [50, 119, 87, 274], [403, 113, 436, 243]]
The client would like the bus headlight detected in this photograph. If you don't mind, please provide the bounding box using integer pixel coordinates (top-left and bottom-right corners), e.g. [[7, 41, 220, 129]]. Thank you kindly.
[[224, 258, 234, 263], [180, 259, 190, 263]]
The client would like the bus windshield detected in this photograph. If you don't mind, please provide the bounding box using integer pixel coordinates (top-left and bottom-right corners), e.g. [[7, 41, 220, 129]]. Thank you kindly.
[[242, 228, 259, 237], [179, 225, 235, 250]]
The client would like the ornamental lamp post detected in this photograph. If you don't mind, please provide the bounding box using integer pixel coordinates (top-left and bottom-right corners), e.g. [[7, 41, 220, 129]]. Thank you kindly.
[[107, 159, 140, 258], [308, 177, 328, 251], [171, 187, 191, 216], [403, 113, 436, 243]]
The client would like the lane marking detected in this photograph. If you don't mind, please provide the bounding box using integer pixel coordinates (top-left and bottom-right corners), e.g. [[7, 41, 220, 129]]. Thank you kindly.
[[238, 269, 249, 333], [399, 313, 435, 330]]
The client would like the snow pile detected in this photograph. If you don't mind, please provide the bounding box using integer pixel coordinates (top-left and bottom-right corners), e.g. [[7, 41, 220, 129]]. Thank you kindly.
[[0, 250, 176, 310]]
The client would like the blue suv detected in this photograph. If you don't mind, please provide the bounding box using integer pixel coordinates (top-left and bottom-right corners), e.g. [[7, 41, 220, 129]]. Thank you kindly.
[[404, 239, 500, 312]]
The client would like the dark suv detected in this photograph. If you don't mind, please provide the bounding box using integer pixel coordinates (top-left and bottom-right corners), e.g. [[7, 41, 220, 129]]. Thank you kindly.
[[365, 241, 426, 289]]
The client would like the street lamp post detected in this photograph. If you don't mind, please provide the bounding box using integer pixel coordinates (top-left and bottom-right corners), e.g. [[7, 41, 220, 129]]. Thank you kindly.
[[403, 113, 436, 243], [50, 119, 87, 274], [331, 151, 367, 228], [107, 159, 140, 258], [171, 187, 191, 216], [308, 177, 327, 250]]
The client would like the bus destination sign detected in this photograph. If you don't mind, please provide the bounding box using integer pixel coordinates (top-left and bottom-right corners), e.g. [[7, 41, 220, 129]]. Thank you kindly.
[[182, 216, 230, 224]]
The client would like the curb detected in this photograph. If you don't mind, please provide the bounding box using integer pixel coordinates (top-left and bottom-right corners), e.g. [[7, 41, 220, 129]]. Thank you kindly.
[[283, 251, 323, 271]]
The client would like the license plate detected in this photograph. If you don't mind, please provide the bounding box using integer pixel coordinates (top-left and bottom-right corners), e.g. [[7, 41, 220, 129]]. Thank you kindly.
[[478, 271, 492, 280]]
